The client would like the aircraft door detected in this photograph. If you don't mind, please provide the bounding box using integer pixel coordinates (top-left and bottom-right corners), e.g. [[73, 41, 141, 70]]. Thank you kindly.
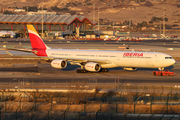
[[155, 54, 160, 62], [70, 52, 74, 59], [116, 55, 120, 61]]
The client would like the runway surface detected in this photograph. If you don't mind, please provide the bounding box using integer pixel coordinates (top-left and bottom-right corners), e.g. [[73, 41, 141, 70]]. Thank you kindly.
[[0, 63, 179, 86], [0, 38, 180, 87]]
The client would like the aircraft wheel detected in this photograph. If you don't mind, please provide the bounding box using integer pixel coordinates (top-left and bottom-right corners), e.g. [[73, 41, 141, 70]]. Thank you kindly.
[[104, 68, 108, 72], [80, 69, 84, 73], [77, 69, 87, 73], [76, 69, 80, 73], [101, 68, 108, 72], [153, 71, 156, 75], [161, 73, 163, 76], [82, 69, 87, 73]]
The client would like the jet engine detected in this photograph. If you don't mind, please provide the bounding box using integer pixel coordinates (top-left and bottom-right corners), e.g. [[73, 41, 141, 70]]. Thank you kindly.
[[123, 67, 137, 71], [51, 59, 67, 69], [84, 62, 101, 72]]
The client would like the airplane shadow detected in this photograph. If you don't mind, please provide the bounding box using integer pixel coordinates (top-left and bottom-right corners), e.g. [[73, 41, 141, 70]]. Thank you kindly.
[[0, 65, 175, 73], [62, 65, 175, 72], [61, 65, 79, 71]]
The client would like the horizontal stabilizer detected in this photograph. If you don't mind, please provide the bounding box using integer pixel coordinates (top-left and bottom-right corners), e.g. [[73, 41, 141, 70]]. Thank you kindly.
[[3, 47, 37, 54]]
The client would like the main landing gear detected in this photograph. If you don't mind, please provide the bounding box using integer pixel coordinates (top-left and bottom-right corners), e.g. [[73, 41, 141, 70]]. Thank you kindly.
[[76, 68, 109, 73], [100, 68, 109, 72], [76, 69, 87, 73], [76, 63, 87, 73]]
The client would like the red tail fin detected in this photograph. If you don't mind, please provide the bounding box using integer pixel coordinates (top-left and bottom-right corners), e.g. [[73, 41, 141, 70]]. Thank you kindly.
[[27, 25, 48, 49]]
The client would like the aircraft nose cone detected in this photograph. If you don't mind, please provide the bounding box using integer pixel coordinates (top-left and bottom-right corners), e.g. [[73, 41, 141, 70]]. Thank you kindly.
[[172, 59, 176, 65], [169, 58, 176, 66]]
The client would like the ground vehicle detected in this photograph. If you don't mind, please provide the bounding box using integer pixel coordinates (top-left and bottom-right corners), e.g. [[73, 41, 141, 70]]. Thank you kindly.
[[0, 31, 16, 38], [153, 69, 177, 76]]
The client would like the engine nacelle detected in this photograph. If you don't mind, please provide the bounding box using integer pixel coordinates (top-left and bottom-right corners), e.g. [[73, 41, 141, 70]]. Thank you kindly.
[[123, 67, 137, 71], [84, 62, 101, 72], [51, 59, 67, 69]]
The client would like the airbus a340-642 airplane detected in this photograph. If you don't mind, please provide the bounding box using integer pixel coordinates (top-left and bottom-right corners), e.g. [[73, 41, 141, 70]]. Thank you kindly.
[[6, 25, 176, 73]]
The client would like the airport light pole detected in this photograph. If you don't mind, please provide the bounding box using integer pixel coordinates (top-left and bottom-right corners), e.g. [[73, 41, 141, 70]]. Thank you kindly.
[[161, 0, 165, 37], [93, 4, 95, 22], [42, 3, 44, 38], [129, 19, 131, 29], [163, 7, 166, 36], [98, 7, 100, 31], [160, 21, 161, 38], [93, 4, 95, 31]]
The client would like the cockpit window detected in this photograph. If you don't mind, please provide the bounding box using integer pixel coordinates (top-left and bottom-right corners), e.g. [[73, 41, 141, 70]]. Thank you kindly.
[[165, 57, 173, 59]]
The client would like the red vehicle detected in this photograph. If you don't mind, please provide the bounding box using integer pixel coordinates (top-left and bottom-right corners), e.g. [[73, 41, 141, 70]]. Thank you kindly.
[[124, 39, 129, 41], [153, 69, 177, 76], [144, 35, 149, 37], [173, 35, 178, 38]]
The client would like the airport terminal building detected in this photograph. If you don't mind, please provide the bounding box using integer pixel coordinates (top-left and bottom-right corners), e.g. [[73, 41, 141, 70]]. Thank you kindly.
[[0, 14, 96, 38]]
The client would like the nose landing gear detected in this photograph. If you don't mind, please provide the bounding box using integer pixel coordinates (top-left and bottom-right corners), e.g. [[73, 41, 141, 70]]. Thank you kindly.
[[158, 67, 164, 71]]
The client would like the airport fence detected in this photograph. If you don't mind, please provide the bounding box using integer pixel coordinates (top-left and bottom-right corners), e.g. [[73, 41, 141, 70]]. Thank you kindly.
[[0, 89, 179, 119], [0, 79, 180, 119]]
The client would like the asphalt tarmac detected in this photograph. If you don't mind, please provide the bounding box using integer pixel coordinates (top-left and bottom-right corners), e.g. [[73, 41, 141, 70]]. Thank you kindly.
[[0, 38, 180, 87]]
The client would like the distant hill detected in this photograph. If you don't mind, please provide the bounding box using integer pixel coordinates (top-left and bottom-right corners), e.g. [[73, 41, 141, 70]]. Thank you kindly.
[[0, 0, 180, 27]]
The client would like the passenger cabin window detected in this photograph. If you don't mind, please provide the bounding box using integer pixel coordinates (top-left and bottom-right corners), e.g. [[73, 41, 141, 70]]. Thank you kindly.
[[165, 57, 173, 59]]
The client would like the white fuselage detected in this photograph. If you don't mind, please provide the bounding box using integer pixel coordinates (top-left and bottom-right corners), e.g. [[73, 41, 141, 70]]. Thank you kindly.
[[45, 49, 175, 69]]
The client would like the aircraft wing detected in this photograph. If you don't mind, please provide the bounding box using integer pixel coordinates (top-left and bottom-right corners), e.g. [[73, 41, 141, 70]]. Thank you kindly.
[[39, 56, 111, 64], [65, 58, 111, 64], [3, 52, 111, 64], [3, 47, 111, 64]]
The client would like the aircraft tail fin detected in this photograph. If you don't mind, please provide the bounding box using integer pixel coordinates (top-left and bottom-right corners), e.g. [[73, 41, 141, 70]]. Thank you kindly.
[[27, 25, 49, 50]]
